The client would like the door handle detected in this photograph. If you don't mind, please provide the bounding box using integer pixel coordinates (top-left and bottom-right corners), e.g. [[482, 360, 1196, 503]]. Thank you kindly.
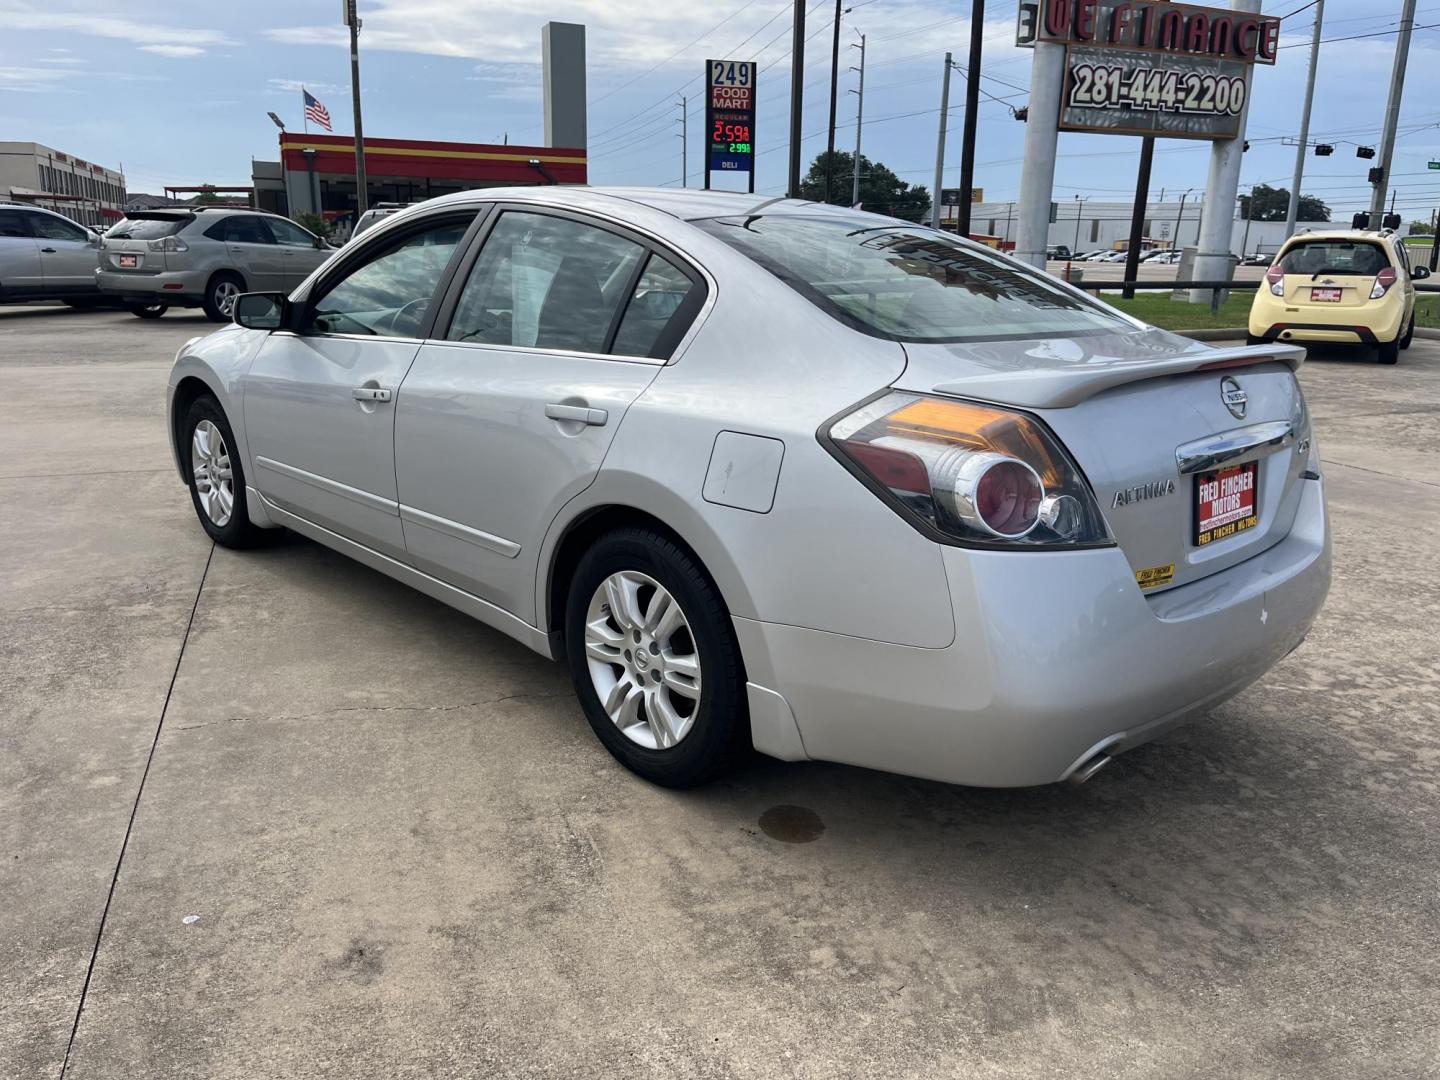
[[352, 386, 393, 402], [41, 247, 57, 253], [545, 403, 608, 426]]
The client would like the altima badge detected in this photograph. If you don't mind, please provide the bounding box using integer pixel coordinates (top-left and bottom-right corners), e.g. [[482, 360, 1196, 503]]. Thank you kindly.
[[1111, 479, 1176, 509], [1221, 376, 1248, 420]]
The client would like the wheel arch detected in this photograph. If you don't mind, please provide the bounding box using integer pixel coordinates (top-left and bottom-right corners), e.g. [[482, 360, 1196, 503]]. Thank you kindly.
[[538, 493, 755, 662], [169, 372, 223, 483]]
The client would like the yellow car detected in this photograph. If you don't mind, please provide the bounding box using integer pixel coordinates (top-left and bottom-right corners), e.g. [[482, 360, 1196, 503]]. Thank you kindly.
[[1248, 229, 1429, 364]]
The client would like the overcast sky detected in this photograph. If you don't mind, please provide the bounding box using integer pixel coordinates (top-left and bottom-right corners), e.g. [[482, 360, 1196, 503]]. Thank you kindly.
[[3, 0, 1438, 222]]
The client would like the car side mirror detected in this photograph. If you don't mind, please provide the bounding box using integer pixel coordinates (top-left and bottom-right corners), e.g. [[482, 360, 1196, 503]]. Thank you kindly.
[[233, 291, 287, 330], [1411, 265, 1430, 280]]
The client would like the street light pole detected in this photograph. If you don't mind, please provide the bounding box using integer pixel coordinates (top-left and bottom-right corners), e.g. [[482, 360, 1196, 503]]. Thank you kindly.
[[1175, 189, 1192, 249], [1285, 0, 1323, 240], [1370, 0, 1417, 223], [343, 0, 369, 216], [930, 54, 954, 229], [824, 0, 843, 204], [787, 0, 806, 199], [678, 97, 688, 187]]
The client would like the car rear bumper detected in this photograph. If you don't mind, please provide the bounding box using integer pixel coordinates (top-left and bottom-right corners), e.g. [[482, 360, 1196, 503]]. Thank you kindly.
[[1249, 295, 1407, 344], [735, 476, 1330, 787], [96, 268, 206, 304]]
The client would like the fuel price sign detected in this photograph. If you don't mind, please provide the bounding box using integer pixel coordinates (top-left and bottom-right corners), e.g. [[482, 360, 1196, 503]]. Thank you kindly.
[[705, 59, 757, 188]]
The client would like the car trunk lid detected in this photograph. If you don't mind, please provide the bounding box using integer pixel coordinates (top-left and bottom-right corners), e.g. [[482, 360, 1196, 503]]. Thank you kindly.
[[897, 327, 1311, 593]]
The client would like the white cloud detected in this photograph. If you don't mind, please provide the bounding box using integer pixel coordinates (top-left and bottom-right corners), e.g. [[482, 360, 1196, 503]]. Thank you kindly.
[[0, 3, 232, 47], [139, 44, 206, 58], [0, 64, 75, 92], [268, 78, 345, 96]]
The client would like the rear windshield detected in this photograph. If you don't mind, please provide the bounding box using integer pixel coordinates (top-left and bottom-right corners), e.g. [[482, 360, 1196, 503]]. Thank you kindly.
[[1279, 240, 1389, 277], [695, 213, 1131, 342], [106, 216, 191, 240]]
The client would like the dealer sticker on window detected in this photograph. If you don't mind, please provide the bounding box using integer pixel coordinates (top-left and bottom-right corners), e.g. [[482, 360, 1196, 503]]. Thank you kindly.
[[1195, 461, 1259, 546]]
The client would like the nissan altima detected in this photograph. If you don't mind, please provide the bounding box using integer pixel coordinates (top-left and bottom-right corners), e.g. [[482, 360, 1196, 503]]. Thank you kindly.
[[166, 187, 1330, 788]]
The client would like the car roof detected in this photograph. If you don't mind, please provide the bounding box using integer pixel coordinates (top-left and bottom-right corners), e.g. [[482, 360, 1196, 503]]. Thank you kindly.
[[418, 185, 894, 225], [1284, 229, 1396, 247]]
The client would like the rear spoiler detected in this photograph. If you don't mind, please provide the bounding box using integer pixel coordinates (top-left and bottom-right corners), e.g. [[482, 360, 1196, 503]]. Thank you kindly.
[[929, 343, 1304, 410]]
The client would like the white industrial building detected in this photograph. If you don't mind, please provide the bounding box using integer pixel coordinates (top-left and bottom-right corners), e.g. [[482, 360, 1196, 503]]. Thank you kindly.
[[0, 141, 126, 229], [952, 199, 1349, 256]]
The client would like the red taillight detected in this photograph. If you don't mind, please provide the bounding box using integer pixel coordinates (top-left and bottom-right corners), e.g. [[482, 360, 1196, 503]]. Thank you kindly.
[[973, 457, 1043, 537], [1371, 266, 1397, 299], [841, 440, 929, 495], [1265, 263, 1284, 284]]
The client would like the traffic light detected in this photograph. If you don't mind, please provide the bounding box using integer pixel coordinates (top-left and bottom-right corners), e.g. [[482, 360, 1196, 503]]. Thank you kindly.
[[1368, 167, 1385, 184], [1352, 212, 1370, 229], [1013, 106, 1029, 122], [1314, 144, 1334, 156], [1243, 140, 1250, 151], [1356, 146, 1376, 159], [1383, 213, 1402, 230]]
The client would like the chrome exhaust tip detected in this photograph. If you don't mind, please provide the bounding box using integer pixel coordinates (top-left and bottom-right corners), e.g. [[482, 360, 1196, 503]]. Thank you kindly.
[[1067, 753, 1112, 786]]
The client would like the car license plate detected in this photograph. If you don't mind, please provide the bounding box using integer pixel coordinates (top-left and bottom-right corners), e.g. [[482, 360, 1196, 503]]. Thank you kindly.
[[118, 254, 138, 269], [1310, 287, 1341, 302], [1194, 461, 1259, 546]]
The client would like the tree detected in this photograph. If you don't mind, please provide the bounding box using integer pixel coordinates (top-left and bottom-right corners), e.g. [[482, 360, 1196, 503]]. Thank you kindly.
[[1238, 183, 1330, 223], [798, 150, 930, 222], [1407, 219, 1434, 235], [296, 211, 333, 239]]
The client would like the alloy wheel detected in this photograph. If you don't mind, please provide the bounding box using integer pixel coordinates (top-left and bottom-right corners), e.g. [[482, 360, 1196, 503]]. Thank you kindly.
[[214, 280, 240, 318], [191, 419, 234, 526], [583, 570, 702, 750]]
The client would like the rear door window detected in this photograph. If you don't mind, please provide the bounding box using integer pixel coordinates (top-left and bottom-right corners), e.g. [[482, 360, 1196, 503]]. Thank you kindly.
[[697, 212, 1131, 342], [1279, 241, 1389, 276], [611, 253, 704, 358]]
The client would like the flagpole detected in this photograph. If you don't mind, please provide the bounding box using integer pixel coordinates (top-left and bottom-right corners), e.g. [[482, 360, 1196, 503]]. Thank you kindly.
[[302, 87, 309, 135]]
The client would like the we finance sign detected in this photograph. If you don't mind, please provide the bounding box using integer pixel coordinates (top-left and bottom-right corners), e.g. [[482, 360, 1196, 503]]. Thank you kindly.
[[1019, 0, 1280, 65]]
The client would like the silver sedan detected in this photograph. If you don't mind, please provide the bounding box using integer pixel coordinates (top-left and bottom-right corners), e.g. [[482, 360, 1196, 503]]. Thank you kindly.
[[165, 187, 1330, 788]]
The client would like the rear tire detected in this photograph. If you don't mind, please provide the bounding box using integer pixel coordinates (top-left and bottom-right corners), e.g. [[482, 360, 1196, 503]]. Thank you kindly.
[[564, 527, 748, 788], [180, 395, 266, 548], [202, 272, 243, 323], [1400, 315, 1415, 350], [128, 303, 167, 319], [1377, 338, 1400, 365]]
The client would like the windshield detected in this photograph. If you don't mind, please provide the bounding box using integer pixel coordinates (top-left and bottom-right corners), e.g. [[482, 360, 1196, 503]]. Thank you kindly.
[[695, 213, 1132, 342], [1279, 240, 1389, 277], [106, 216, 190, 240]]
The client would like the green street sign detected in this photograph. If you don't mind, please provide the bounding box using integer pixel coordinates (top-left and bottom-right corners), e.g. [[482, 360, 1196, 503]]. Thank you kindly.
[[1430, 161, 1440, 170]]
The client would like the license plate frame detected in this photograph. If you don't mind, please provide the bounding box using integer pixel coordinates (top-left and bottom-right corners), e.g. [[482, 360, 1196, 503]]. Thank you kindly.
[[1310, 286, 1342, 302], [118, 254, 138, 269], [1194, 461, 1259, 547]]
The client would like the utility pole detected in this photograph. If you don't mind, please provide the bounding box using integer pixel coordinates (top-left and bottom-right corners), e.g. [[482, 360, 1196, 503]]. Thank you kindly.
[[1175, 189, 1192, 249], [1370, 0, 1417, 223], [824, 0, 843, 204], [1240, 188, 1254, 256], [850, 34, 866, 207], [931, 53, 954, 229], [1285, 0, 1323, 240], [1122, 138, 1155, 299], [1430, 207, 1439, 271], [787, 0, 806, 199], [343, 0, 368, 215], [957, 0, 985, 238], [1014, 41, 1065, 267], [678, 97, 688, 187]]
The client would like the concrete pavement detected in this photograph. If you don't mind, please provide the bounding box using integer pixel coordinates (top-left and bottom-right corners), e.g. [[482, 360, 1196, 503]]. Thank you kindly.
[[2, 303, 1437, 1079]]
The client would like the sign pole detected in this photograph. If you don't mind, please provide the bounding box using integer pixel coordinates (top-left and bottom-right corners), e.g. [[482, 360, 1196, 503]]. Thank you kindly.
[[824, 0, 843, 204], [957, 0, 985, 238], [1370, 0, 1417, 223], [1122, 137, 1155, 299], [1284, 0, 1324, 241], [1014, 38, 1064, 268], [343, 0, 369, 216]]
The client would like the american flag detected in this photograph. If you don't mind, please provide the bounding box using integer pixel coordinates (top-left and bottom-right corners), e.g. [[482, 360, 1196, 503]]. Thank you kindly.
[[303, 89, 333, 132]]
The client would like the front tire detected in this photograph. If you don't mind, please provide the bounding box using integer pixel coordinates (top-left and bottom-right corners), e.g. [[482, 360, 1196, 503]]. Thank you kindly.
[[564, 527, 748, 788], [202, 273, 243, 323], [128, 302, 168, 319], [181, 395, 266, 548]]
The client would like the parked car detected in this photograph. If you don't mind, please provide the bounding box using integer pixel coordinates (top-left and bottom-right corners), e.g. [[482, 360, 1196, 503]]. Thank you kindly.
[[1248, 228, 1427, 364], [98, 207, 334, 321], [352, 202, 415, 238], [1242, 252, 1274, 266], [0, 202, 122, 309], [1091, 250, 1127, 263], [166, 188, 1330, 789], [1139, 249, 1178, 263], [1047, 245, 1071, 260]]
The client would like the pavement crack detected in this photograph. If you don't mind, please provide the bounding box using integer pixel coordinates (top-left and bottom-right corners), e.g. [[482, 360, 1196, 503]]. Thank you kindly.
[[173, 690, 573, 730], [57, 541, 216, 1080], [1320, 457, 1440, 489]]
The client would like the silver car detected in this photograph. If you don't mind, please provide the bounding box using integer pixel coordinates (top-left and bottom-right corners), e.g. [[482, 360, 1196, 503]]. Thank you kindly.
[[0, 202, 109, 307], [165, 188, 1330, 789], [98, 207, 332, 321]]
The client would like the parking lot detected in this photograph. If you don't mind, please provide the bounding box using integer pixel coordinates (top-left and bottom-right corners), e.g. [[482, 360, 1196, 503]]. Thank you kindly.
[[3, 303, 1437, 1078]]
